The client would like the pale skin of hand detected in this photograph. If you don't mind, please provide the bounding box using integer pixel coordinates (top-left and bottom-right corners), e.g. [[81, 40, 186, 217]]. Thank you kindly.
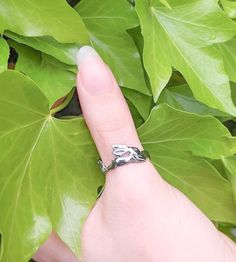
[[33, 46, 236, 262]]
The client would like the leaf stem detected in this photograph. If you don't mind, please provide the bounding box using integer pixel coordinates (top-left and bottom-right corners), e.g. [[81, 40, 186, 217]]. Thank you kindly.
[[50, 87, 75, 115]]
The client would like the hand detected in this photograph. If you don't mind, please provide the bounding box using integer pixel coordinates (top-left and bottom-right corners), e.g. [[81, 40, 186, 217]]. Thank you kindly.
[[34, 46, 236, 262]]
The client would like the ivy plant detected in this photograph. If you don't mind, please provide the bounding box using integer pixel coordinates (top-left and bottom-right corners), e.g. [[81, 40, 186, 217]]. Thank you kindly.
[[1, 0, 236, 261]]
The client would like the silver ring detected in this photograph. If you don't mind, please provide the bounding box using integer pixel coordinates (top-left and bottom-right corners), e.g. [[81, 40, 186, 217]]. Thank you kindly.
[[97, 144, 150, 174]]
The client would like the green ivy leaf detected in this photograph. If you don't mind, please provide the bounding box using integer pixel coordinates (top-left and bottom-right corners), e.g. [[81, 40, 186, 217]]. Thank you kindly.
[[1, 71, 236, 261], [127, 26, 144, 56], [221, 0, 236, 18], [41, 54, 77, 74], [166, 71, 186, 87], [7, 36, 150, 118], [0, 70, 103, 261], [0, 0, 89, 44], [0, 37, 9, 73], [136, 0, 236, 115], [217, 37, 236, 83], [139, 104, 236, 223], [159, 0, 171, 9], [9, 41, 76, 106], [8, 38, 150, 117], [140, 104, 236, 159], [127, 26, 155, 95], [121, 87, 152, 120], [75, 0, 150, 96], [5, 32, 79, 66], [207, 159, 229, 179], [222, 156, 236, 203], [159, 84, 229, 118], [126, 99, 144, 128]]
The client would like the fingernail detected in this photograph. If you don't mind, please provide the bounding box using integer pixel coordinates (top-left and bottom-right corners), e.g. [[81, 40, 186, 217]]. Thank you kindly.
[[76, 46, 113, 95]]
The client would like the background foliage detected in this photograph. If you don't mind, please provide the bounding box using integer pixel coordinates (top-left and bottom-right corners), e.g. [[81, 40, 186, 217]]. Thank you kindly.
[[1, 0, 236, 261]]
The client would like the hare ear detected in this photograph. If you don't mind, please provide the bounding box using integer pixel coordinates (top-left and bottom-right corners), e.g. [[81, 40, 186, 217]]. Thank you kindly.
[[112, 145, 129, 155], [112, 145, 128, 150]]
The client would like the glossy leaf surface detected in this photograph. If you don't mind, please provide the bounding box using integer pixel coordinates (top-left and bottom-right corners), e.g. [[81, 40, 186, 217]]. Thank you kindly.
[[136, 0, 236, 115], [159, 84, 229, 118], [217, 37, 236, 83], [0, 38, 9, 73], [221, 0, 236, 18], [1, 70, 236, 261], [139, 104, 236, 223], [0, 0, 89, 44], [0, 70, 103, 261], [75, 0, 150, 95], [9, 41, 76, 106], [222, 156, 236, 203], [1, 1, 236, 260], [122, 87, 152, 120], [5, 32, 79, 66], [159, 0, 171, 9]]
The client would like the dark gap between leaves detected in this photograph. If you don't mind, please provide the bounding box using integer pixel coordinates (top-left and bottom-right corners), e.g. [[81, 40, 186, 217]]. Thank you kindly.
[[224, 120, 236, 136], [55, 89, 82, 118], [66, 0, 80, 7]]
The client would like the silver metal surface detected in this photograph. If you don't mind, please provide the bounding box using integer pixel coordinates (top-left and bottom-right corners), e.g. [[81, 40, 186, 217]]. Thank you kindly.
[[97, 145, 149, 174]]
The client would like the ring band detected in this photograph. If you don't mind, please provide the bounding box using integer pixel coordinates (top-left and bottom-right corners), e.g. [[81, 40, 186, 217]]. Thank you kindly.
[[97, 144, 150, 174]]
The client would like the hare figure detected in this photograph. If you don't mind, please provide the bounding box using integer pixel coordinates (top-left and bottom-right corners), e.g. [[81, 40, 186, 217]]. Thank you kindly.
[[98, 145, 149, 174]]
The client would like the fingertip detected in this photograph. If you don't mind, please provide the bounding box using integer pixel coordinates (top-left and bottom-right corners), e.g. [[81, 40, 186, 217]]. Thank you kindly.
[[76, 46, 101, 69], [76, 46, 115, 96]]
